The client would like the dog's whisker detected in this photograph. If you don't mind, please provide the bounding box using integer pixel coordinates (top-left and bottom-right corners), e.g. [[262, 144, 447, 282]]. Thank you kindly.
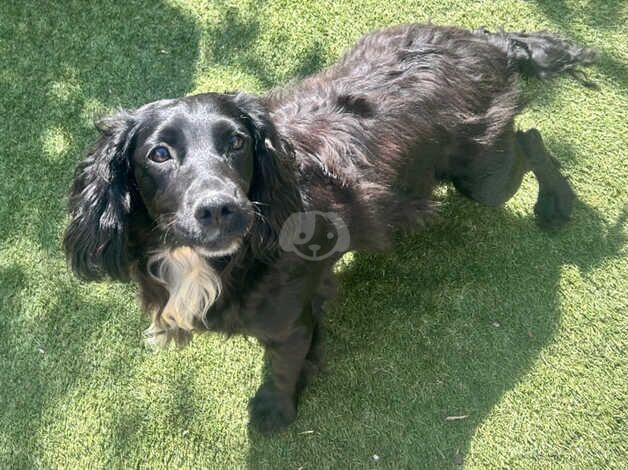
[[162, 219, 177, 245], [150, 212, 177, 235], [251, 208, 270, 225]]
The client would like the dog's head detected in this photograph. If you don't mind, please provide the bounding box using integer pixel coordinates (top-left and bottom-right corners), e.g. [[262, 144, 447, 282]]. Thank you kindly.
[[64, 92, 297, 282]]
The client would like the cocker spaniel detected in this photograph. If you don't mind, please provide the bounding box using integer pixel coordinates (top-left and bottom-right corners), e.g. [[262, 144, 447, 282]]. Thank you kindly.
[[64, 24, 597, 432]]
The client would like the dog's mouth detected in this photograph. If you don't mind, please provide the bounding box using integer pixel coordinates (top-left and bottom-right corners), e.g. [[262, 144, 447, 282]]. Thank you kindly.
[[157, 212, 252, 258], [172, 226, 249, 257], [194, 236, 243, 258]]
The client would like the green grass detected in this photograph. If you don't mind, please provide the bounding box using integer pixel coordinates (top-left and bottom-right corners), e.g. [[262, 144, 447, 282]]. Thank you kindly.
[[1, 0, 626, 468]]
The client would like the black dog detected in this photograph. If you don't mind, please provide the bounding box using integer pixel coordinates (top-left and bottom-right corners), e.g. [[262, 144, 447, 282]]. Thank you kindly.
[[64, 24, 597, 432]]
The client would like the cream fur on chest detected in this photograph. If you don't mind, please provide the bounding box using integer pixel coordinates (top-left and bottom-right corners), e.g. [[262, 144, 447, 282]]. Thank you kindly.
[[145, 246, 221, 347]]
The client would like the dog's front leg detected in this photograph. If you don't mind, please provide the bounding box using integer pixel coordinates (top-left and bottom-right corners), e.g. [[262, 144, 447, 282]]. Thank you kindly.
[[248, 322, 313, 433]]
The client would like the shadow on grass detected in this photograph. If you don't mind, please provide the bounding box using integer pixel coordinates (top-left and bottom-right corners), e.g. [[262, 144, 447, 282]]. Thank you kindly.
[[0, 272, 146, 467], [530, 0, 627, 94], [246, 193, 625, 468], [0, 0, 199, 253], [531, 0, 625, 31], [202, 4, 328, 90], [0, 0, 198, 466], [594, 51, 628, 94]]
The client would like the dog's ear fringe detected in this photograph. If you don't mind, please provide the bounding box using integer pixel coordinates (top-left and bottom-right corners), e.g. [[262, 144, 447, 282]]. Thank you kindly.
[[63, 110, 137, 282], [230, 93, 303, 261]]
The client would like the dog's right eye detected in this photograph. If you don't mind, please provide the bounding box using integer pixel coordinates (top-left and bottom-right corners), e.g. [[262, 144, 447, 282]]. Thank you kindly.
[[148, 146, 172, 163]]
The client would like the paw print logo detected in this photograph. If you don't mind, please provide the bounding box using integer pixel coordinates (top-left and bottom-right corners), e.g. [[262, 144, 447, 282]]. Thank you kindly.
[[279, 211, 350, 260]]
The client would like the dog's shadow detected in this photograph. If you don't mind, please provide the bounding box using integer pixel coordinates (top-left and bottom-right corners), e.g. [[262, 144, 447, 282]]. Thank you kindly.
[[246, 187, 626, 468]]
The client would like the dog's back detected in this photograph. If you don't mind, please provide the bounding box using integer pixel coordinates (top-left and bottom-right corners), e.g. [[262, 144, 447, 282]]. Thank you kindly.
[[266, 23, 596, 247]]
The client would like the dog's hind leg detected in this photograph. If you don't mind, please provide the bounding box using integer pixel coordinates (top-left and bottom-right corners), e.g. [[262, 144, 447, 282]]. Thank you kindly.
[[451, 128, 574, 229], [516, 128, 575, 230], [451, 131, 529, 208]]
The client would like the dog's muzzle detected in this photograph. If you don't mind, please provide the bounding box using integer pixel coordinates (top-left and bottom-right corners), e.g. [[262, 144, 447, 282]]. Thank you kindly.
[[175, 192, 253, 253]]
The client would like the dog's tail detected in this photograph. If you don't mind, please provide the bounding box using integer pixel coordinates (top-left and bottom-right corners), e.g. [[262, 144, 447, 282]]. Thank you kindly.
[[475, 28, 599, 82]]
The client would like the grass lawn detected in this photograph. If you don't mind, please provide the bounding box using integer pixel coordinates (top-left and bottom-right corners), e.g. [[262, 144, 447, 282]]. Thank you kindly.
[[1, 0, 626, 468]]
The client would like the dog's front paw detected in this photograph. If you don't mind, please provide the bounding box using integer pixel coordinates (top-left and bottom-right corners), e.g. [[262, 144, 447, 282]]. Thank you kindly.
[[248, 385, 296, 433]]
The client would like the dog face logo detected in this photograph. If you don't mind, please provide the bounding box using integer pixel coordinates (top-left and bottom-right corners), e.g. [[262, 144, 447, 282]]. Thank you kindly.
[[279, 211, 350, 260]]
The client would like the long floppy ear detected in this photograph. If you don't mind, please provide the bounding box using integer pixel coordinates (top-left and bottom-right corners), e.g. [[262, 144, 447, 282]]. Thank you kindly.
[[230, 93, 301, 259], [63, 111, 137, 281]]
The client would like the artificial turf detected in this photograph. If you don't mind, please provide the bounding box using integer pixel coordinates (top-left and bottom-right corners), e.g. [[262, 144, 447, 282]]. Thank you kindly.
[[0, 0, 626, 468]]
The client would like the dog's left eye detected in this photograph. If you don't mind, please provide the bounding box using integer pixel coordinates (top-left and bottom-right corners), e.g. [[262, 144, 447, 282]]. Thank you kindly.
[[227, 134, 244, 151], [148, 146, 172, 163]]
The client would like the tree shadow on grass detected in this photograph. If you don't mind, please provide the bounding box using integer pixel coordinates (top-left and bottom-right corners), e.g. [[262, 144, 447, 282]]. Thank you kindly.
[[202, 4, 328, 90], [246, 192, 625, 468], [0, 0, 199, 466], [530, 0, 627, 94], [0, 0, 200, 254], [531, 0, 625, 32], [0, 269, 145, 467], [595, 53, 628, 94]]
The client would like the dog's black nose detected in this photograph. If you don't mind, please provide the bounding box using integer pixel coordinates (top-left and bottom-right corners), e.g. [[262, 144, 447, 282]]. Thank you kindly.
[[194, 198, 238, 227]]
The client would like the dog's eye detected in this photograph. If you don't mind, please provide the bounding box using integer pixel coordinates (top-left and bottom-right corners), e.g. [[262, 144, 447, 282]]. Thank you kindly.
[[227, 134, 244, 151], [148, 146, 172, 163]]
